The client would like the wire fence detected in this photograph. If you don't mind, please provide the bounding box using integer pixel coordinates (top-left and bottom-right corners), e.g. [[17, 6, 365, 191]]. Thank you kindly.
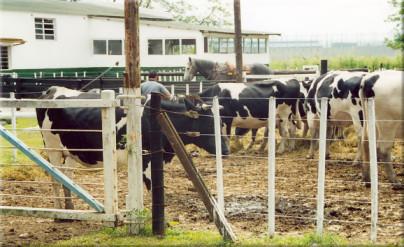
[[0, 89, 403, 243]]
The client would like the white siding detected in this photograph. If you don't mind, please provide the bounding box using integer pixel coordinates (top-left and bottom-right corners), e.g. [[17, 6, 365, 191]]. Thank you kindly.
[[0, 10, 270, 69]]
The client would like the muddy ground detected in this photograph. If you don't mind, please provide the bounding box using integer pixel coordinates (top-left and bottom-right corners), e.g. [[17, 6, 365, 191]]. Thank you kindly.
[[1, 136, 403, 246]]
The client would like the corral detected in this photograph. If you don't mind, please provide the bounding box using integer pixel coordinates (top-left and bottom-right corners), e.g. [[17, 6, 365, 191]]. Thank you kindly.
[[0, 74, 403, 245]]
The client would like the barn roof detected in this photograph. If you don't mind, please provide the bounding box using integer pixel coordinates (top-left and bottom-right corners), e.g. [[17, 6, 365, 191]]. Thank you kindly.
[[142, 20, 280, 37], [0, 0, 280, 36], [0, 0, 173, 20]]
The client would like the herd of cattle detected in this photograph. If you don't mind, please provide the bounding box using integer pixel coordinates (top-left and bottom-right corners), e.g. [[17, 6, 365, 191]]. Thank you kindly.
[[34, 69, 402, 209]]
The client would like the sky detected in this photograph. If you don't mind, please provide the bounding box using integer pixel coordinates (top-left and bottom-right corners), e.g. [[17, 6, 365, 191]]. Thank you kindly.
[[94, 0, 397, 42], [240, 0, 395, 42]]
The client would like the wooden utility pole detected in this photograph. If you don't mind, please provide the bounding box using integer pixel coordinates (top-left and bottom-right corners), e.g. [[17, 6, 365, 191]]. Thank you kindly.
[[234, 0, 243, 83], [124, 0, 144, 234]]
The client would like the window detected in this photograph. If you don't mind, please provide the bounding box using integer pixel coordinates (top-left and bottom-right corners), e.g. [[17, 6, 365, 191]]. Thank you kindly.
[[148, 39, 163, 55], [35, 18, 55, 40], [181, 39, 196, 54], [251, 38, 259, 53], [165, 39, 180, 55], [259, 38, 267, 53], [219, 38, 228, 53], [0, 46, 9, 70], [108, 40, 122, 55], [93, 40, 107, 55], [227, 38, 234, 53], [243, 38, 252, 53], [209, 37, 219, 53], [93, 40, 122, 55]]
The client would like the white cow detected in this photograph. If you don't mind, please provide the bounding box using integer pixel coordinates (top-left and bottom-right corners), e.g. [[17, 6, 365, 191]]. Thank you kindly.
[[360, 70, 403, 188]]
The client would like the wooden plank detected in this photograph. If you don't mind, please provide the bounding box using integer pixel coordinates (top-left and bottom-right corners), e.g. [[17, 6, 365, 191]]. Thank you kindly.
[[101, 91, 119, 216], [233, 0, 243, 83], [156, 112, 237, 242], [316, 97, 328, 236], [367, 98, 378, 242], [0, 126, 104, 212], [267, 97, 276, 236], [0, 99, 118, 109], [0, 206, 117, 222]]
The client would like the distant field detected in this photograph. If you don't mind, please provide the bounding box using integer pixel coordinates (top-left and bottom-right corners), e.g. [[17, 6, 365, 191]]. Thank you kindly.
[[270, 55, 403, 71]]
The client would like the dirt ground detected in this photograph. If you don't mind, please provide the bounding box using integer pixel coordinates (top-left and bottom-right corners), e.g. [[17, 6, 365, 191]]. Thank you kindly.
[[1, 136, 403, 246]]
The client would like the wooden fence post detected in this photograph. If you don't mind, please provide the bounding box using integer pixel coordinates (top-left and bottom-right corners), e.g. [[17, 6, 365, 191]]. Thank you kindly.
[[316, 97, 328, 236], [150, 93, 165, 236], [213, 96, 224, 213], [267, 97, 276, 237], [320, 60, 328, 75], [101, 90, 118, 221], [367, 98, 378, 242]]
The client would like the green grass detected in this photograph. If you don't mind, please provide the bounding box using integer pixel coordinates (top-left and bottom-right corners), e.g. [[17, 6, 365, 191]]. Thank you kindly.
[[270, 55, 403, 71], [0, 118, 46, 180], [51, 225, 356, 246]]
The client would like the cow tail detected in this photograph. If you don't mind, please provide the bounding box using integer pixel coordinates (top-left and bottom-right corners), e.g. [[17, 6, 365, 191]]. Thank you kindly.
[[294, 99, 303, 130], [359, 75, 370, 180]]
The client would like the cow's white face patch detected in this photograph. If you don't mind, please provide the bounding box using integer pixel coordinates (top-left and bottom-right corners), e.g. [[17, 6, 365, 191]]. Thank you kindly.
[[218, 83, 247, 100], [52, 86, 82, 98]]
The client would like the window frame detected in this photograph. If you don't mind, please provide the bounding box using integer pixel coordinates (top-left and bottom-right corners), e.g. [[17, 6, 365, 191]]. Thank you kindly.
[[34, 17, 56, 40], [93, 40, 123, 55], [148, 39, 164, 55]]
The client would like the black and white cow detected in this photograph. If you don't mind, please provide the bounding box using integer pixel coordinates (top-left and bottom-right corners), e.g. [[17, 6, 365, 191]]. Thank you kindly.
[[199, 79, 305, 154], [36, 86, 229, 209], [305, 71, 367, 164], [360, 70, 403, 188]]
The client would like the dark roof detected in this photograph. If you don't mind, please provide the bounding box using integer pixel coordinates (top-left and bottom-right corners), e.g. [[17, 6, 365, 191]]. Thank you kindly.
[[0, 0, 172, 20]]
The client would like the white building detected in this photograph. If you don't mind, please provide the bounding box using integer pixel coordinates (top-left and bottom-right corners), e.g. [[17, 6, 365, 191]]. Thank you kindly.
[[0, 0, 279, 72]]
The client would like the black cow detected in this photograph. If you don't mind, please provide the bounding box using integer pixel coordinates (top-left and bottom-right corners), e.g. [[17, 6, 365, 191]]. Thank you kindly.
[[199, 80, 306, 153], [36, 86, 229, 209]]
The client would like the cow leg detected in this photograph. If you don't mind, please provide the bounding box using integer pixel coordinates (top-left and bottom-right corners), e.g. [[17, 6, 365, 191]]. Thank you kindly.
[[47, 151, 64, 209], [142, 155, 152, 190], [62, 156, 75, 210], [379, 150, 401, 189], [307, 127, 319, 159], [246, 128, 257, 150], [277, 120, 288, 154], [258, 127, 268, 153], [288, 122, 296, 151]]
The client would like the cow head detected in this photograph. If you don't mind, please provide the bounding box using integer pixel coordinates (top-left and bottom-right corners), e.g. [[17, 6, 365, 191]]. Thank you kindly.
[[175, 97, 229, 155]]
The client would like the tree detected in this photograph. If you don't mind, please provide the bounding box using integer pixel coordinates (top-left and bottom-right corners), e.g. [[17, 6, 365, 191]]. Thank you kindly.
[[385, 0, 404, 50], [139, 0, 232, 27]]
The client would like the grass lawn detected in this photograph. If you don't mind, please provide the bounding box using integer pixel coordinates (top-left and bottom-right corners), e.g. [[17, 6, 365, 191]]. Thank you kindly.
[[54, 224, 355, 247], [0, 118, 46, 180]]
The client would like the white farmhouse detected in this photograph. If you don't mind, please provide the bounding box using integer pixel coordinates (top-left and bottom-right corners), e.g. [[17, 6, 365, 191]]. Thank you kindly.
[[0, 0, 278, 73]]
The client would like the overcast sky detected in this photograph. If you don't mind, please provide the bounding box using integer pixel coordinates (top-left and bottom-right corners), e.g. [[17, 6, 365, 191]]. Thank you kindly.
[[100, 0, 396, 41], [240, 0, 395, 41]]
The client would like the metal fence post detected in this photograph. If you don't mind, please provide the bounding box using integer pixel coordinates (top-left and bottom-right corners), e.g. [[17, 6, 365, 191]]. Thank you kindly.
[[101, 90, 118, 220], [267, 97, 276, 237], [367, 98, 378, 242], [171, 84, 175, 95], [199, 81, 203, 93], [185, 84, 189, 95], [10, 92, 17, 161], [316, 97, 328, 236], [213, 96, 224, 213]]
